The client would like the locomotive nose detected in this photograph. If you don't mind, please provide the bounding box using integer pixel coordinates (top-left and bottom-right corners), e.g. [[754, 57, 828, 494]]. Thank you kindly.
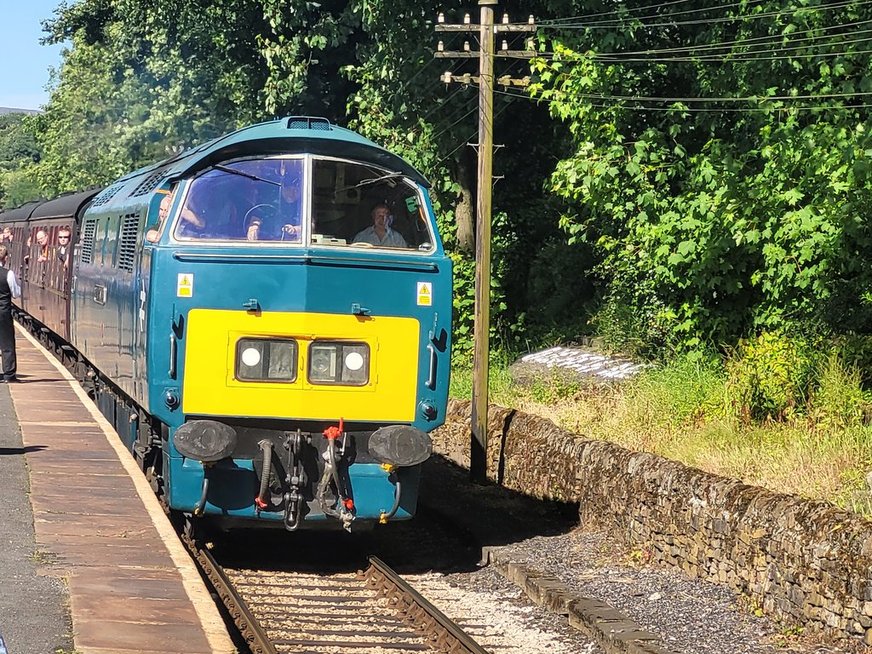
[[368, 425, 432, 467]]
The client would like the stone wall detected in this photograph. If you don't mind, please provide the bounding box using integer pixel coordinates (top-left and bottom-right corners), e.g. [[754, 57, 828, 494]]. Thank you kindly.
[[433, 399, 872, 644]]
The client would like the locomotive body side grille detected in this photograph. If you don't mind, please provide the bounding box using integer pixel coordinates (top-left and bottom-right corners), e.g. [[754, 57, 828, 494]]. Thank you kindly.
[[91, 184, 124, 207], [117, 213, 140, 272], [130, 170, 167, 197], [79, 218, 97, 264]]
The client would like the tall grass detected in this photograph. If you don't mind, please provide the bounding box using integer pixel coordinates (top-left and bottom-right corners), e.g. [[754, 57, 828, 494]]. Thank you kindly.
[[450, 349, 872, 515]]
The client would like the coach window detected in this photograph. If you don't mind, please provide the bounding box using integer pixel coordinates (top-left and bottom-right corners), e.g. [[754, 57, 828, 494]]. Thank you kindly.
[[310, 158, 434, 252]]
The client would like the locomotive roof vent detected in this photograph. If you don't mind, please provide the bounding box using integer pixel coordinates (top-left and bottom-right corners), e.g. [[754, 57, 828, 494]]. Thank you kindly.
[[286, 116, 332, 131]]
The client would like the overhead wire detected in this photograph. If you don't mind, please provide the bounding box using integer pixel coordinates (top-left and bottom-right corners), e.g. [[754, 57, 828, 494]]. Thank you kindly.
[[486, 83, 872, 112], [422, 63, 476, 123], [541, 0, 696, 25], [539, 0, 872, 30], [429, 104, 480, 142], [542, 0, 769, 28], [589, 18, 872, 57], [547, 90, 872, 103], [592, 45, 872, 62], [435, 100, 514, 167], [396, 55, 441, 96]]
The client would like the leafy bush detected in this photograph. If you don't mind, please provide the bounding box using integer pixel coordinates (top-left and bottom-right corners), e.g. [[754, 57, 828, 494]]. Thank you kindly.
[[809, 353, 871, 429], [726, 331, 819, 422]]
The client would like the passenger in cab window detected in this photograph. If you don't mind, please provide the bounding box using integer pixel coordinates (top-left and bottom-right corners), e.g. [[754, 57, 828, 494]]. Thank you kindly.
[[146, 192, 174, 243], [0, 228, 12, 243], [352, 203, 408, 248]]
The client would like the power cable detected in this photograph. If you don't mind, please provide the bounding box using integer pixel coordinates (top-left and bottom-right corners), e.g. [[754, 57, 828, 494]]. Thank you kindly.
[[540, 0, 872, 30], [543, 0, 769, 28], [430, 105, 479, 143], [591, 18, 872, 57], [541, 0, 695, 25], [422, 83, 474, 123], [487, 84, 872, 112], [592, 45, 872, 62], [435, 101, 513, 168]]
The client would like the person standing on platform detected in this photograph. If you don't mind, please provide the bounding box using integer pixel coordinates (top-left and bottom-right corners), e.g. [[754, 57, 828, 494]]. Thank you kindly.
[[0, 246, 21, 383]]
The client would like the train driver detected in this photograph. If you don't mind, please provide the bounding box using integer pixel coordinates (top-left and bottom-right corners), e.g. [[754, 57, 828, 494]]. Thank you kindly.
[[352, 203, 408, 248], [245, 160, 302, 242]]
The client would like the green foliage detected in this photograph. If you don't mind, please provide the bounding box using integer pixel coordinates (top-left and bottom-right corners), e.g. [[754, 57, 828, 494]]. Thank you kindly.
[[0, 114, 43, 208], [39, 0, 872, 366], [531, 0, 872, 350], [526, 370, 584, 404], [726, 331, 819, 421], [1, 167, 43, 209], [0, 114, 39, 169], [626, 351, 727, 426], [809, 353, 871, 429], [448, 352, 518, 401]]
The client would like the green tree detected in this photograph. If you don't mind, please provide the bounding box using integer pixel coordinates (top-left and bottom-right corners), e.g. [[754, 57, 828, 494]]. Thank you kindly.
[[531, 0, 872, 353], [0, 114, 43, 208]]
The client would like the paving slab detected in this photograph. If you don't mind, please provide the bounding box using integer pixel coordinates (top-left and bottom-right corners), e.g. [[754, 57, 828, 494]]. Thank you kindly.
[[6, 326, 235, 654]]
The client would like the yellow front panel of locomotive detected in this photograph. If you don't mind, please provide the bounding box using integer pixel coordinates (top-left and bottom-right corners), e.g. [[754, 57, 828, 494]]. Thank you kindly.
[[182, 309, 419, 421]]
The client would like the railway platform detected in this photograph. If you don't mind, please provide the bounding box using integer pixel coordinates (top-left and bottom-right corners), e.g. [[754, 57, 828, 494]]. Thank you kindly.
[[0, 325, 235, 654]]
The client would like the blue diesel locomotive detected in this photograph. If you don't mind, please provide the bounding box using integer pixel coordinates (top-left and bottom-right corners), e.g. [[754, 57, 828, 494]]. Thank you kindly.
[[1, 117, 452, 531]]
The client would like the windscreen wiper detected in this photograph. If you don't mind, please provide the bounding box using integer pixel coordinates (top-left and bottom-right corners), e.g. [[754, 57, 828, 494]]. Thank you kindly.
[[213, 164, 281, 187], [335, 171, 406, 195]]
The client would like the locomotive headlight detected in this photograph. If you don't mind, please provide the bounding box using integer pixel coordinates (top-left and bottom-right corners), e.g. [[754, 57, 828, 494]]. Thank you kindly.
[[241, 347, 261, 367], [309, 345, 337, 380], [308, 342, 369, 385]]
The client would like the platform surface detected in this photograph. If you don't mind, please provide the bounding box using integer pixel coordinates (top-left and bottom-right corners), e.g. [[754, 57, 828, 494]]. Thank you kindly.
[[8, 326, 235, 654]]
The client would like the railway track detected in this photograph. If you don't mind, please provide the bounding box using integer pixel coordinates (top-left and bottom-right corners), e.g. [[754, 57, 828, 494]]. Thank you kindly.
[[181, 532, 491, 654]]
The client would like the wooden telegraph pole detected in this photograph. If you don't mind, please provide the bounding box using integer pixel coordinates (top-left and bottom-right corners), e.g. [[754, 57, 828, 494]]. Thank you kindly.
[[436, 4, 536, 482]]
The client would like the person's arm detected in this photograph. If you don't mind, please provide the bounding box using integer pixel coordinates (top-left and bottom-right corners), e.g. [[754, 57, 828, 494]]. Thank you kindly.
[[246, 219, 261, 241], [180, 206, 205, 228], [7, 270, 20, 299]]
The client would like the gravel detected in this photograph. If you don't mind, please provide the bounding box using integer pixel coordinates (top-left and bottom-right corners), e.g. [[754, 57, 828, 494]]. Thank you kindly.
[[409, 566, 602, 654], [492, 529, 868, 654], [417, 456, 868, 654]]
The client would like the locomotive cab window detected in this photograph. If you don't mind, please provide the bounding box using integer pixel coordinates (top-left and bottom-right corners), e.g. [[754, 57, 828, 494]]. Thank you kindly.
[[174, 157, 305, 242], [310, 158, 435, 252]]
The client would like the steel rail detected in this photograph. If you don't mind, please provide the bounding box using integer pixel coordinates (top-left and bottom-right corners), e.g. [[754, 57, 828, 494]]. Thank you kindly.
[[366, 556, 492, 654], [180, 532, 277, 654], [182, 532, 489, 654]]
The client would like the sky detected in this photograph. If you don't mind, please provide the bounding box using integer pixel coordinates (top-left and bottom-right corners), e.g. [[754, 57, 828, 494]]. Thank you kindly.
[[0, 1, 65, 110]]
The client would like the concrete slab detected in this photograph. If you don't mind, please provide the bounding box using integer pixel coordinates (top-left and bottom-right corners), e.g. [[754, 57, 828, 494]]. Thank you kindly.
[[6, 326, 235, 653]]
